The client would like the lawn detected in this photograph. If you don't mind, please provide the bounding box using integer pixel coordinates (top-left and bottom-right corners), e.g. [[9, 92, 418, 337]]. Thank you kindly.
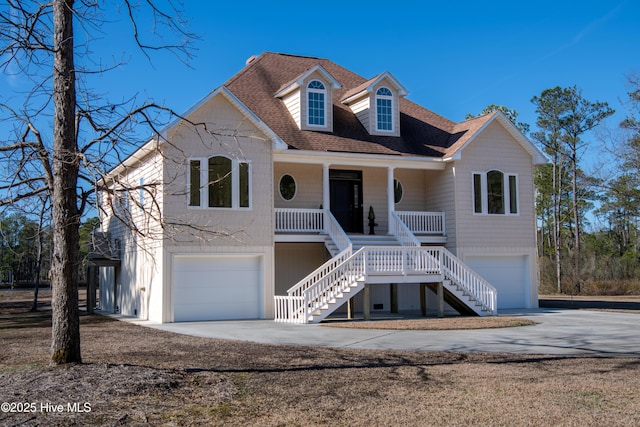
[[1, 289, 639, 426]]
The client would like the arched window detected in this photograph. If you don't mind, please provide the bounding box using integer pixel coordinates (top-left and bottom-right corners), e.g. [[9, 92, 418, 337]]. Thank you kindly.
[[209, 156, 232, 208], [376, 87, 393, 131], [307, 80, 326, 126], [473, 170, 518, 215]]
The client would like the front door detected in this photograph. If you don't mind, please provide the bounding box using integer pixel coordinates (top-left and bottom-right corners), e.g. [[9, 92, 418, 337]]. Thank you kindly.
[[329, 170, 363, 233]]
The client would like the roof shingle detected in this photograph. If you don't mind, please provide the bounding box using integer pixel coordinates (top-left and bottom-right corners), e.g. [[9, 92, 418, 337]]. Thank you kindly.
[[223, 52, 482, 158]]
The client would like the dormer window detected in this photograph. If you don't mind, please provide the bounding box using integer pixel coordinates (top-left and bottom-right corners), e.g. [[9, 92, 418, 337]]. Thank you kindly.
[[307, 80, 326, 126], [376, 87, 394, 131], [275, 65, 341, 132]]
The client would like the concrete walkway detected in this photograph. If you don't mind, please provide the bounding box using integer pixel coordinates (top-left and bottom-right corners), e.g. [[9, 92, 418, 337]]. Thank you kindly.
[[137, 308, 640, 357]]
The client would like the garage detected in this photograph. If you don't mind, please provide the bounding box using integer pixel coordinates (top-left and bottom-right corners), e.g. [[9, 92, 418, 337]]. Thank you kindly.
[[464, 255, 529, 309], [173, 255, 262, 321]]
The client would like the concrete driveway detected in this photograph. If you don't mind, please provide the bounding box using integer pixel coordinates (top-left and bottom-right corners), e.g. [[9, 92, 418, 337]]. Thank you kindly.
[[144, 308, 640, 357]]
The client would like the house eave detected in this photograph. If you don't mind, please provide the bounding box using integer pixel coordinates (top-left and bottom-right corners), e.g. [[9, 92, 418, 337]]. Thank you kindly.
[[273, 149, 445, 170]]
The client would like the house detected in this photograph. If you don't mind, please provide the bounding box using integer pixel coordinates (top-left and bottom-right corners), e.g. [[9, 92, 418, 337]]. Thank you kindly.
[[93, 52, 546, 324]]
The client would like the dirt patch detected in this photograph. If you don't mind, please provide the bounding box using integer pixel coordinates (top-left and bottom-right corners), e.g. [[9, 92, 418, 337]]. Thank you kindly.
[[322, 316, 536, 330], [2, 289, 640, 426]]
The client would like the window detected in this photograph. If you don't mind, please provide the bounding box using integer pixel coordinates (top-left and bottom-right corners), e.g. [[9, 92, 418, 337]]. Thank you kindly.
[[209, 156, 232, 208], [376, 87, 393, 131], [279, 174, 296, 201], [473, 170, 518, 215], [307, 80, 326, 126], [393, 179, 403, 204], [188, 156, 251, 209]]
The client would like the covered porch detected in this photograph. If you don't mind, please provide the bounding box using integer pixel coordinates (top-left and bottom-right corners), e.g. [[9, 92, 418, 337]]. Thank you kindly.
[[273, 154, 449, 244]]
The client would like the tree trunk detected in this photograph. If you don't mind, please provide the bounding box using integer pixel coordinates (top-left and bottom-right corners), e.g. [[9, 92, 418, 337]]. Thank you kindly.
[[553, 154, 562, 293], [571, 151, 581, 293], [50, 0, 81, 365]]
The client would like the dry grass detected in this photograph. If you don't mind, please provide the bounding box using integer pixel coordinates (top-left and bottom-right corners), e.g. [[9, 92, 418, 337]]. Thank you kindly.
[[1, 289, 640, 426], [322, 316, 536, 330]]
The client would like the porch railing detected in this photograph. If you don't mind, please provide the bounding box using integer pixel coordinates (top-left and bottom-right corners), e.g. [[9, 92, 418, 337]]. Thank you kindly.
[[390, 211, 421, 247], [274, 208, 324, 233], [365, 246, 441, 275], [325, 210, 352, 253], [395, 211, 445, 235]]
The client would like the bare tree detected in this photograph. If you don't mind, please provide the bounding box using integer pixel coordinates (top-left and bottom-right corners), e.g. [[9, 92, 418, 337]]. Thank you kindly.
[[0, 0, 196, 364]]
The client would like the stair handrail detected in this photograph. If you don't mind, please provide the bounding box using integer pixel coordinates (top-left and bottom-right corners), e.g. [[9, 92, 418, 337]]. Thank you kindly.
[[301, 248, 366, 321], [390, 211, 421, 247], [286, 246, 352, 296], [325, 209, 352, 253], [438, 247, 497, 314], [394, 212, 496, 314]]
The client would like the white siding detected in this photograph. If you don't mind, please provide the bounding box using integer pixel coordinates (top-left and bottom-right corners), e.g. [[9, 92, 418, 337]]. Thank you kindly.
[[394, 169, 426, 211], [162, 93, 274, 249], [274, 163, 323, 209], [454, 121, 537, 250], [282, 91, 301, 128], [449, 120, 539, 308], [275, 242, 329, 295], [349, 96, 370, 131], [425, 166, 457, 250], [99, 148, 165, 321]]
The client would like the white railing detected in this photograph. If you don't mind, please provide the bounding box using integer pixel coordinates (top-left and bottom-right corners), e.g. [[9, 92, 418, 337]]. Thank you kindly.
[[391, 211, 421, 247], [274, 295, 305, 324], [274, 245, 497, 322], [274, 248, 366, 323], [301, 248, 366, 320], [439, 247, 497, 315], [325, 210, 352, 253], [274, 213, 497, 322], [275, 208, 324, 233], [395, 211, 445, 235], [365, 246, 440, 275]]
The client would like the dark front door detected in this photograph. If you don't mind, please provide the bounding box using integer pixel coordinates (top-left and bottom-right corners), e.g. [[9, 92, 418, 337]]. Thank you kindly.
[[330, 170, 363, 233]]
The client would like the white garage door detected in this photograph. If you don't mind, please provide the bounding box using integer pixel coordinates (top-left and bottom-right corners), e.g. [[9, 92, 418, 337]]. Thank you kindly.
[[173, 255, 261, 321], [464, 256, 528, 309]]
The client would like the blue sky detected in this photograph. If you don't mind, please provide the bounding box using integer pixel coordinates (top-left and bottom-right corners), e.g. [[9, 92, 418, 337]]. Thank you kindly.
[[2, 1, 638, 157], [82, 0, 639, 136]]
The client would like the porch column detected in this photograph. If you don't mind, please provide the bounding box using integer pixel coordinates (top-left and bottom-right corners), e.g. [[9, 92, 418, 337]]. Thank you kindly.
[[323, 164, 330, 231], [420, 283, 427, 317], [390, 283, 398, 313], [363, 284, 370, 320], [387, 167, 395, 234], [437, 282, 444, 318]]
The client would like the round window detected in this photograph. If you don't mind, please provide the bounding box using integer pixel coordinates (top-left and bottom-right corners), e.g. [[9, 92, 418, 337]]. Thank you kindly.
[[279, 174, 296, 201], [393, 179, 403, 204]]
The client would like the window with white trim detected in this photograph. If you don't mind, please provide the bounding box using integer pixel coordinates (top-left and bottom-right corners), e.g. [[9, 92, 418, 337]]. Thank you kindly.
[[307, 80, 326, 126], [188, 155, 251, 209], [376, 87, 393, 131], [472, 170, 518, 215]]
